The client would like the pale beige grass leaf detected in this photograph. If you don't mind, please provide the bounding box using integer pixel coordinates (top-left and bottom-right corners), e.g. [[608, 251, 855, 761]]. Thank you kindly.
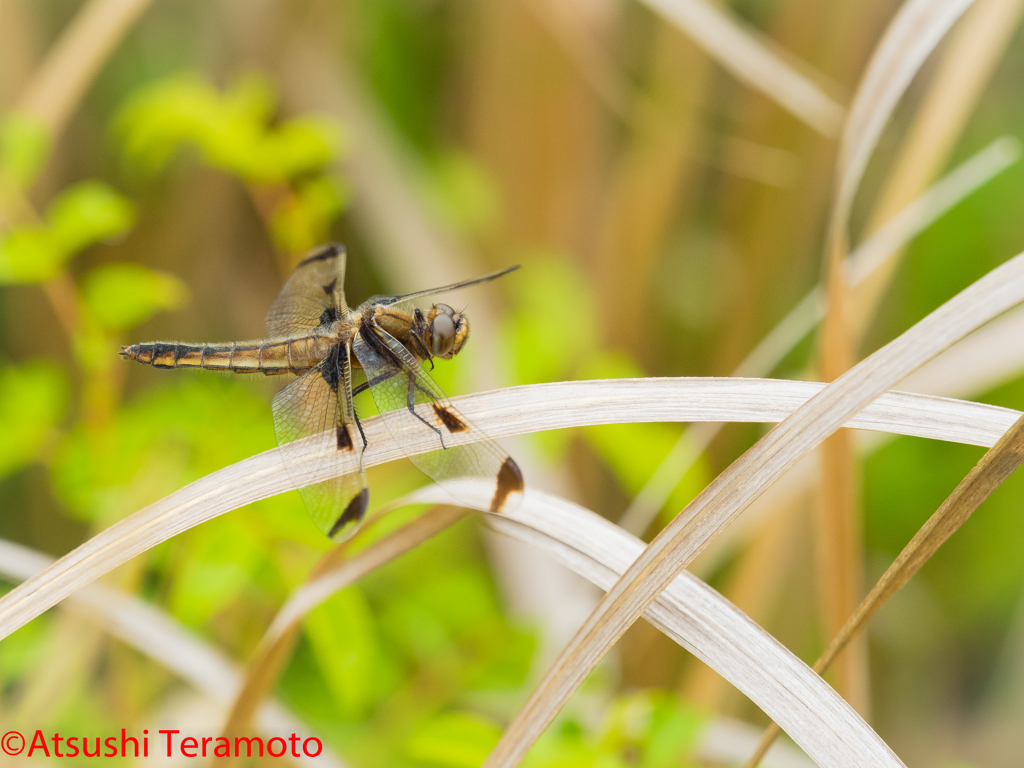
[[742, 409, 1024, 768], [377, 482, 903, 768], [0, 539, 348, 768], [0, 377, 1021, 645], [854, 0, 1024, 335], [480, 249, 1024, 768], [637, 0, 845, 135], [827, 0, 976, 260]]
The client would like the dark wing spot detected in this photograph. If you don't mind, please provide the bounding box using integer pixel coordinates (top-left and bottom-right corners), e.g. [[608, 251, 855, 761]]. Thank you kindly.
[[297, 242, 344, 267], [329, 488, 368, 539], [322, 279, 337, 294], [337, 424, 354, 451], [318, 307, 339, 327], [490, 457, 524, 513], [320, 345, 342, 392], [432, 404, 468, 433]]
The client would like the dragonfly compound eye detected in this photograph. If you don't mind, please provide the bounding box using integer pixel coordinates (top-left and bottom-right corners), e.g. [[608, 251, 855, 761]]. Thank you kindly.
[[434, 303, 455, 317], [430, 312, 456, 357]]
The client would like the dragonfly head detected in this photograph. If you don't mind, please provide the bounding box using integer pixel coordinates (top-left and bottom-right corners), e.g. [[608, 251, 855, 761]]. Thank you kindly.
[[427, 303, 469, 359]]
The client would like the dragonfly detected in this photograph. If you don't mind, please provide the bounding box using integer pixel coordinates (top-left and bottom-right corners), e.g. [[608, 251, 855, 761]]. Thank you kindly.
[[121, 243, 524, 540]]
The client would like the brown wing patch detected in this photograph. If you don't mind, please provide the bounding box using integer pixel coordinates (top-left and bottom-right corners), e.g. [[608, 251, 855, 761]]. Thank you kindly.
[[432, 403, 468, 433], [337, 423, 354, 451], [297, 243, 342, 267], [490, 457, 524, 513], [329, 488, 369, 539]]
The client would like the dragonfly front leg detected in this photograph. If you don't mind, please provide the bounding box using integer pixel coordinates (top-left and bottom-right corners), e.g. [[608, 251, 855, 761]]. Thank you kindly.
[[406, 371, 446, 449]]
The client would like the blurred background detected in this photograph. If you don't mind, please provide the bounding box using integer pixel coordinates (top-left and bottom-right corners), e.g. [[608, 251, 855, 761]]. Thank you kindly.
[[2, 0, 1024, 766]]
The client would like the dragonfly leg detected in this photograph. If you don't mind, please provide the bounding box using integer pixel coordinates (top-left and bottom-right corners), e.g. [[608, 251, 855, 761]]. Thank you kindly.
[[406, 373, 445, 449], [352, 370, 397, 398]]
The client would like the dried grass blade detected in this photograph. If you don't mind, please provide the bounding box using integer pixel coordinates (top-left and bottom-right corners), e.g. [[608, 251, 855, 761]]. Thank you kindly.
[[216, 506, 466, 752], [0, 539, 350, 768], [481, 250, 1024, 768], [828, 0, 975, 258], [395, 483, 903, 768], [854, 0, 1024, 332], [743, 409, 1024, 768], [15, 0, 153, 136], [621, 135, 1019, 535], [637, 0, 844, 135], [0, 378, 1020, 643]]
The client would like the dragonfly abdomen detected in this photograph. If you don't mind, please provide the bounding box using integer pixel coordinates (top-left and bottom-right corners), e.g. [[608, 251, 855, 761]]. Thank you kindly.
[[119, 339, 320, 375]]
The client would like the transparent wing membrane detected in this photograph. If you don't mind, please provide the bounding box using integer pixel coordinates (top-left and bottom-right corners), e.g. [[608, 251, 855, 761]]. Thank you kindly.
[[352, 324, 523, 515], [271, 351, 368, 540], [265, 242, 348, 338]]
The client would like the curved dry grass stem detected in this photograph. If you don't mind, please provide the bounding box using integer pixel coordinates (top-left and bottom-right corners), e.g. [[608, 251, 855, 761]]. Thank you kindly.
[[0, 539, 349, 768], [743, 409, 1024, 768], [379, 483, 903, 768], [620, 134, 1019, 535], [481, 250, 1024, 768], [215, 505, 466, 759], [15, 0, 153, 137], [826, 0, 975, 260], [0, 377, 1020, 644], [855, 0, 1024, 333], [637, 0, 845, 135]]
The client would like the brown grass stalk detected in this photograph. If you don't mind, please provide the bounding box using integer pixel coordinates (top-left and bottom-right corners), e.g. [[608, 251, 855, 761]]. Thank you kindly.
[[815, 0, 977, 709], [743, 409, 1024, 768], [480, 247, 1024, 768]]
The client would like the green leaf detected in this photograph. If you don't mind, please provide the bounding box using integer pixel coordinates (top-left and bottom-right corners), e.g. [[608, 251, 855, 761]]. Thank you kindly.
[[0, 227, 62, 283], [168, 519, 264, 626], [115, 73, 341, 184], [420, 151, 500, 235], [406, 712, 502, 768], [253, 116, 342, 184], [599, 691, 703, 768], [0, 111, 51, 188], [304, 586, 379, 718], [46, 181, 136, 255], [0, 362, 68, 477], [81, 263, 188, 331]]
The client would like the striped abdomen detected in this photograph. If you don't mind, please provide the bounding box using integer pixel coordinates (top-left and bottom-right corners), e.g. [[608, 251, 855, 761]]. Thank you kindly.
[[119, 337, 329, 375]]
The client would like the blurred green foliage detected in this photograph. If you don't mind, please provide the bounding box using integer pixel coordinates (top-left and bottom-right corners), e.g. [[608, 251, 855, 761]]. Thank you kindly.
[[115, 73, 349, 255], [405, 691, 703, 768], [0, 112, 50, 189], [0, 362, 67, 478], [81, 262, 188, 332], [0, 181, 134, 283]]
